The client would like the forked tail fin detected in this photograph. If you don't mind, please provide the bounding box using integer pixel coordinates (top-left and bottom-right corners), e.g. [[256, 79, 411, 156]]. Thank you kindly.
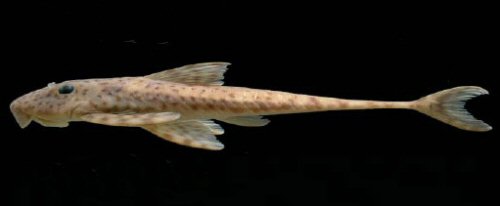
[[414, 86, 492, 132]]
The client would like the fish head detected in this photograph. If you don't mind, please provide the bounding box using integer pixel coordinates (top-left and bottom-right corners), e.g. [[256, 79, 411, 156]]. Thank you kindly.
[[10, 80, 99, 128]]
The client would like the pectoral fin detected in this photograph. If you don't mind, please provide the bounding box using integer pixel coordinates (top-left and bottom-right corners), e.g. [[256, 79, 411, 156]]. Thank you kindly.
[[81, 112, 181, 127], [142, 120, 225, 150]]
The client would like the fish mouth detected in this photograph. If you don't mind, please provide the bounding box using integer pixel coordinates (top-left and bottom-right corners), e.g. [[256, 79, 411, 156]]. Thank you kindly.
[[10, 103, 32, 129]]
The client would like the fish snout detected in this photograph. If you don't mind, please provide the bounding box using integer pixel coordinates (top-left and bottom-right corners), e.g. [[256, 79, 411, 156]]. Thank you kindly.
[[10, 98, 33, 128]]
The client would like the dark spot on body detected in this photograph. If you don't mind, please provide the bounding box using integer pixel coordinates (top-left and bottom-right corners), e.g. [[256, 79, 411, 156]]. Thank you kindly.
[[89, 101, 98, 108], [131, 91, 140, 98], [279, 104, 292, 110], [309, 97, 320, 106], [338, 101, 349, 108], [207, 103, 216, 110], [220, 99, 228, 106], [250, 106, 260, 113], [189, 104, 199, 110], [257, 102, 269, 110], [82, 89, 88, 96], [229, 107, 244, 113], [305, 97, 322, 109], [163, 95, 171, 102]]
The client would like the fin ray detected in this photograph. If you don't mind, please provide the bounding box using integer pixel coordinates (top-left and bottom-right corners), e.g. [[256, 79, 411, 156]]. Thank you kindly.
[[415, 86, 491, 132], [143, 120, 224, 150], [198, 120, 225, 135]]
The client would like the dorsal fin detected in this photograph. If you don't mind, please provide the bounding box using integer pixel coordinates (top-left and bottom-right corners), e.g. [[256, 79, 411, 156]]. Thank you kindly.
[[145, 62, 230, 86]]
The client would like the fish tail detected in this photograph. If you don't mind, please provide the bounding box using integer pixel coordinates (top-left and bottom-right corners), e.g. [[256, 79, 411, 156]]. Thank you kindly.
[[414, 86, 491, 132]]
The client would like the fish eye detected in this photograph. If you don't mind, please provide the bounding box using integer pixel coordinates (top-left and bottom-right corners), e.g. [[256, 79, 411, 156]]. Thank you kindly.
[[58, 84, 75, 94]]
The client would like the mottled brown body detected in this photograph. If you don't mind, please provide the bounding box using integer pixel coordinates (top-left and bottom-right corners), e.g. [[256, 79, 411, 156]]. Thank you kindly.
[[73, 77, 411, 120], [10, 62, 491, 150]]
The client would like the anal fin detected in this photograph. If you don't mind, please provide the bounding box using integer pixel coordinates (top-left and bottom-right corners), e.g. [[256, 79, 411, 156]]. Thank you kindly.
[[218, 116, 270, 127], [143, 120, 225, 150]]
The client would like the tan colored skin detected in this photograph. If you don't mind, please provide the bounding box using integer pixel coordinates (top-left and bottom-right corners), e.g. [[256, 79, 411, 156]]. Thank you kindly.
[[9, 62, 491, 150], [10, 77, 412, 126]]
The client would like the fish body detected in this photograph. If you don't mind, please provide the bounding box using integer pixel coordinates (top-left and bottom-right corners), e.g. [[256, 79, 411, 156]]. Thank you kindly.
[[10, 62, 492, 150]]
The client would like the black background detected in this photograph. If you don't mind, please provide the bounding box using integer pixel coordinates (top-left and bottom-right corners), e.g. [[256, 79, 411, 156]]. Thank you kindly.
[[4, 2, 498, 206]]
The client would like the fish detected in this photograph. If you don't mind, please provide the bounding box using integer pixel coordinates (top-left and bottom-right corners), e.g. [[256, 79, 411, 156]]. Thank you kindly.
[[10, 62, 492, 150]]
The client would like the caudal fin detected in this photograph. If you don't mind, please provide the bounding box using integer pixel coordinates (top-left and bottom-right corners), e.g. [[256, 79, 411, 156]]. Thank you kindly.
[[415, 86, 492, 132]]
